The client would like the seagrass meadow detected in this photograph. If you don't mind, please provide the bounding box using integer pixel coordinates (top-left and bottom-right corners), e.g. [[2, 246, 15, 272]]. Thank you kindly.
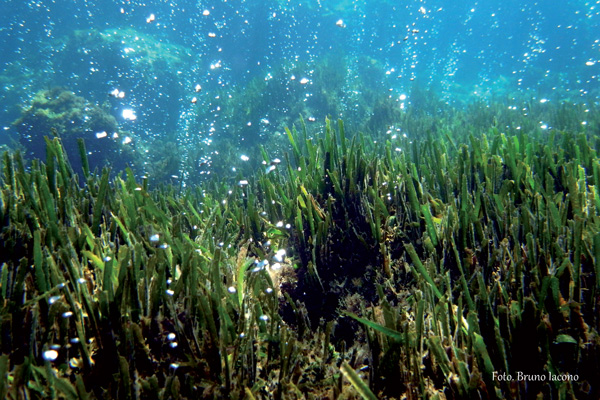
[[1, 102, 600, 400]]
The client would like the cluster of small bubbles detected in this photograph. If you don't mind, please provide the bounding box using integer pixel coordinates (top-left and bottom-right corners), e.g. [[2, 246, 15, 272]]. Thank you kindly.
[[253, 259, 269, 272], [273, 249, 286, 263], [271, 262, 282, 270], [110, 88, 126, 98]]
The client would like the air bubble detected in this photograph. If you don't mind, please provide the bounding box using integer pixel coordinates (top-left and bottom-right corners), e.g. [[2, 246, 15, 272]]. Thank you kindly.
[[43, 350, 59, 361], [274, 249, 286, 262]]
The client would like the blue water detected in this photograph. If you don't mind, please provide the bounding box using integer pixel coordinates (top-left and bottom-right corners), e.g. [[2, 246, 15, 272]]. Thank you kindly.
[[1, 0, 599, 180]]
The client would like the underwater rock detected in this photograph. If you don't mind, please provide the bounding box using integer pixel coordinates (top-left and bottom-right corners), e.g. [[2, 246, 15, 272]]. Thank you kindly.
[[13, 87, 133, 173]]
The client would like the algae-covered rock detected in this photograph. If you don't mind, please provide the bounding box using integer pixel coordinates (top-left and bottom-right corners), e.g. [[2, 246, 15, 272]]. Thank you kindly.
[[13, 87, 133, 173]]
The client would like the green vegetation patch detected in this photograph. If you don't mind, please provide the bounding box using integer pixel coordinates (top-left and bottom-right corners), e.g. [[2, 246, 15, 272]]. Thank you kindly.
[[1, 99, 599, 399]]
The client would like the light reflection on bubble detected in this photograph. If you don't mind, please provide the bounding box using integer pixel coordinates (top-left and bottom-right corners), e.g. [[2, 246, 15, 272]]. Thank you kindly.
[[271, 262, 282, 270], [43, 350, 59, 361], [275, 248, 286, 259], [122, 109, 137, 121]]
